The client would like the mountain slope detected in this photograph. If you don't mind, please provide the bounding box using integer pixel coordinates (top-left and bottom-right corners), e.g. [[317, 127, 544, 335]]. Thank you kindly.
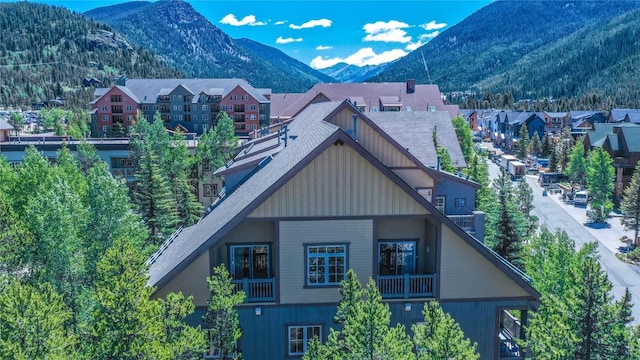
[[319, 62, 391, 83], [0, 2, 183, 108], [370, 0, 640, 104], [85, 0, 334, 92]]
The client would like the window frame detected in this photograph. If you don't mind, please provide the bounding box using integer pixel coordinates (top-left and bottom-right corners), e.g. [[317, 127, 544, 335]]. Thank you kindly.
[[304, 244, 348, 287], [454, 197, 466, 207], [287, 325, 322, 356], [435, 196, 445, 213]]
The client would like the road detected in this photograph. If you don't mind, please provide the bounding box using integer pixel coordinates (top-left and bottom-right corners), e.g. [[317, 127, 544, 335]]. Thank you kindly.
[[486, 157, 640, 323]]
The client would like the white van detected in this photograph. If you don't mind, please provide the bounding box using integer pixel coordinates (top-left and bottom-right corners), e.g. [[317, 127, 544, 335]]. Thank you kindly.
[[574, 190, 588, 206]]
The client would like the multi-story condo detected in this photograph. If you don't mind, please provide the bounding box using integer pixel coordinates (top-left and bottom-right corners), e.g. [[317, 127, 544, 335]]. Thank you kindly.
[[90, 79, 271, 137], [148, 100, 540, 360]]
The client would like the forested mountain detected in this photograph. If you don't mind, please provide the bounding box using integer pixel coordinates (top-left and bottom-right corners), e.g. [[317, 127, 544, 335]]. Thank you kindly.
[[371, 0, 640, 107], [0, 1, 183, 108], [84, 0, 335, 93]]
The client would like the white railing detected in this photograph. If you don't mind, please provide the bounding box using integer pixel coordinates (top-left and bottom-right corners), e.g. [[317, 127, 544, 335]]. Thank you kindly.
[[447, 214, 474, 230]]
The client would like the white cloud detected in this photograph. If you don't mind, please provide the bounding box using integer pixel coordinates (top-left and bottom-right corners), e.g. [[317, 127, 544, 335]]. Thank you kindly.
[[406, 31, 440, 50], [276, 36, 303, 44], [310, 47, 407, 69], [219, 14, 266, 26], [420, 20, 447, 31], [274, 20, 286, 25], [289, 19, 332, 30], [363, 20, 411, 43], [316, 45, 332, 50]]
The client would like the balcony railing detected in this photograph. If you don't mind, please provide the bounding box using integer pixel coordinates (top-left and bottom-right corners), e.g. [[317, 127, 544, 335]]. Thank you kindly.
[[232, 278, 275, 302], [447, 215, 474, 231], [377, 273, 435, 299]]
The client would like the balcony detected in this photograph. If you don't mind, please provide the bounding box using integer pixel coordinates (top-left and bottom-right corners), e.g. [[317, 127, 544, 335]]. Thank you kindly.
[[447, 214, 473, 231], [232, 278, 275, 302], [377, 273, 435, 299]]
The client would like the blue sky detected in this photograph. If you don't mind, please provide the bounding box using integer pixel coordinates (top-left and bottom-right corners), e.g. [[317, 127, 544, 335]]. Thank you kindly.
[[5, 0, 492, 69]]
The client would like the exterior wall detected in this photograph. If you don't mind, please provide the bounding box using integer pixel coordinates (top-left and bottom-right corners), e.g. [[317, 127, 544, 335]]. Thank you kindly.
[[0, 129, 10, 141], [168, 86, 197, 133], [153, 251, 210, 306], [249, 144, 429, 218], [391, 168, 435, 189], [327, 108, 415, 168], [212, 220, 277, 265], [92, 87, 138, 137], [439, 226, 530, 299], [434, 178, 476, 215], [221, 86, 261, 136], [185, 299, 530, 360], [278, 219, 373, 304]]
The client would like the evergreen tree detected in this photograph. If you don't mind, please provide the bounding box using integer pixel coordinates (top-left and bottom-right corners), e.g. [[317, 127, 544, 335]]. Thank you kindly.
[[467, 151, 494, 211], [566, 140, 588, 186], [0, 280, 77, 359], [586, 147, 615, 222], [489, 169, 526, 269], [541, 132, 551, 158], [306, 270, 415, 360], [203, 264, 244, 359], [89, 237, 202, 359], [549, 145, 559, 173], [516, 177, 536, 234], [529, 132, 542, 157], [436, 146, 456, 172], [607, 288, 634, 359], [516, 124, 529, 161], [412, 301, 479, 360], [134, 147, 179, 246], [621, 161, 640, 246]]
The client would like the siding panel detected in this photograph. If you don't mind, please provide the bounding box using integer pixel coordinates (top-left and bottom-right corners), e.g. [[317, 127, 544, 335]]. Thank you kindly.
[[279, 220, 373, 304], [439, 226, 530, 299], [250, 144, 429, 218], [154, 252, 210, 307]]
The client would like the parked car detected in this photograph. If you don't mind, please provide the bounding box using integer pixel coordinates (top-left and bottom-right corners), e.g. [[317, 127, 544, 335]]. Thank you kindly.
[[574, 190, 588, 206]]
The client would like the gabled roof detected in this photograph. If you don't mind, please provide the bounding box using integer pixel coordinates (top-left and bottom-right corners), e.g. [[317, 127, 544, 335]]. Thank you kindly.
[[604, 134, 619, 151], [91, 85, 140, 104], [0, 119, 14, 130], [94, 79, 270, 105], [586, 123, 639, 148], [147, 101, 537, 300], [271, 82, 459, 119], [610, 108, 640, 122], [619, 126, 640, 152], [367, 111, 466, 168], [545, 111, 568, 118]]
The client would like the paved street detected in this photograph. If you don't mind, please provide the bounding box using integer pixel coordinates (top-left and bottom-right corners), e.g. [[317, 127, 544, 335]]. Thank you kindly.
[[485, 151, 640, 323]]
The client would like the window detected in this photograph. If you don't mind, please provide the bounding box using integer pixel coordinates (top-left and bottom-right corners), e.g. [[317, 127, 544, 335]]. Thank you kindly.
[[102, 125, 108, 132], [202, 158, 212, 171], [249, 104, 257, 110], [142, 105, 149, 111], [102, 115, 108, 122], [101, 105, 108, 111], [203, 114, 209, 121], [203, 183, 217, 197], [127, 115, 133, 121], [230, 245, 270, 280], [126, 105, 132, 111], [203, 124, 209, 132], [241, 94, 248, 100], [435, 196, 445, 213], [378, 241, 416, 275], [250, 114, 256, 120], [194, 124, 198, 130], [153, 105, 158, 111], [288, 325, 321, 356], [455, 198, 466, 207], [230, 95, 237, 100], [306, 245, 346, 286], [110, 94, 122, 102], [202, 105, 208, 111], [173, 105, 178, 111]]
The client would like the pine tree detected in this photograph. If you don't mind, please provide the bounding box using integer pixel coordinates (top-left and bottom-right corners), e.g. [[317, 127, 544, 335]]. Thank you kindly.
[[541, 132, 551, 158], [517, 124, 529, 161], [549, 145, 559, 173], [8, 112, 24, 136], [586, 147, 615, 223], [412, 301, 479, 360], [203, 264, 244, 359], [0, 280, 77, 359], [516, 177, 536, 234], [490, 169, 526, 269], [621, 161, 640, 246], [529, 132, 542, 157], [134, 147, 179, 246], [607, 288, 634, 359], [436, 145, 456, 172]]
